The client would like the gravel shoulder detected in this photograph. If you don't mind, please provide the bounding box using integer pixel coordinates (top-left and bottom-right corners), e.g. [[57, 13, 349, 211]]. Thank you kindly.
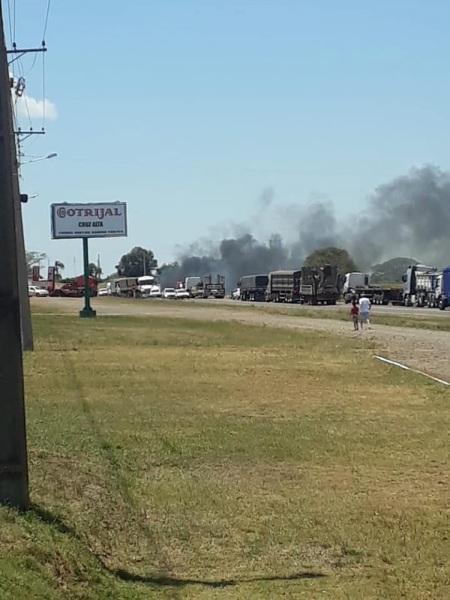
[[33, 297, 450, 385]]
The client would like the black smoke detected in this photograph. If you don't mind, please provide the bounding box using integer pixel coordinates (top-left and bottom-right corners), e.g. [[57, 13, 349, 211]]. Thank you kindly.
[[161, 165, 450, 289]]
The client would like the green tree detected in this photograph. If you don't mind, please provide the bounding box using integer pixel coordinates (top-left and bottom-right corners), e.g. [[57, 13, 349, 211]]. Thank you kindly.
[[88, 263, 103, 279], [26, 251, 47, 272], [304, 247, 358, 274], [116, 247, 158, 277]]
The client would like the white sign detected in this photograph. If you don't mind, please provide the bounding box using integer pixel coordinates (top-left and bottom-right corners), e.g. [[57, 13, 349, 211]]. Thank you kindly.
[[51, 202, 128, 239]]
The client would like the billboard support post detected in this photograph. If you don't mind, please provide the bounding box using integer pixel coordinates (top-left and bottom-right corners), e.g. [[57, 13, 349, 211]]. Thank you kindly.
[[79, 237, 96, 319]]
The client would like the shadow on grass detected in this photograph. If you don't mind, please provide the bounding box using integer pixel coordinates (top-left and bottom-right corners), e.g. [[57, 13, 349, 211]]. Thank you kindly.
[[30, 504, 326, 589]]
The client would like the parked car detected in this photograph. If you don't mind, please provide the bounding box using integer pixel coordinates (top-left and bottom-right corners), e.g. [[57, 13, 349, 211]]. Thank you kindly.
[[163, 287, 176, 299], [28, 285, 49, 297], [98, 287, 109, 296], [175, 288, 190, 299]]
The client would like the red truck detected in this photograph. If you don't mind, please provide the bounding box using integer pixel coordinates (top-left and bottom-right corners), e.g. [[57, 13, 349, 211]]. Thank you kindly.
[[50, 275, 98, 298]]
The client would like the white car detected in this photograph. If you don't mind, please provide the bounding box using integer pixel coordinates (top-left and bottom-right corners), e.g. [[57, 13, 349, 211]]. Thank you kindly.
[[149, 286, 162, 298], [98, 287, 109, 296], [231, 288, 241, 300], [175, 288, 190, 299], [163, 287, 176, 299], [28, 285, 49, 297]]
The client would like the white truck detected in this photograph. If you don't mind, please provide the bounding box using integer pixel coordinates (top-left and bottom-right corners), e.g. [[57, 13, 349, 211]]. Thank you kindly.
[[137, 276, 155, 297]]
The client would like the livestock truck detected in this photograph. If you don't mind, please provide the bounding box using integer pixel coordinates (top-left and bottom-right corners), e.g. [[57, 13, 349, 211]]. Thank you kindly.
[[50, 275, 98, 297], [190, 274, 226, 299], [239, 274, 269, 301]]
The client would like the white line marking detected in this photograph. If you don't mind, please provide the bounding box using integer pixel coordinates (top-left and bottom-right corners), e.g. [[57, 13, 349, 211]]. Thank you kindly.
[[374, 355, 450, 386]]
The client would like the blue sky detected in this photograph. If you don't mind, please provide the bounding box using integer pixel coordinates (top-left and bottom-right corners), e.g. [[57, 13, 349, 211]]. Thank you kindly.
[[8, 0, 450, 276]]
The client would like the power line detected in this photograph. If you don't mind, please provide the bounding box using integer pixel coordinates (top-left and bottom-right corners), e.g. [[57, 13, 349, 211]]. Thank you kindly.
[[42, 0, 51, 43]]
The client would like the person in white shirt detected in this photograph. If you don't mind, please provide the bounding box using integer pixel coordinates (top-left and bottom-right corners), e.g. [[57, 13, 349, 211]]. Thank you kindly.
[[359, 295, 371, 329]]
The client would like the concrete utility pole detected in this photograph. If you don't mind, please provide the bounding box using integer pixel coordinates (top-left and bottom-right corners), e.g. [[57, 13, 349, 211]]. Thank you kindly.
[[0, 3, 30, 508], [14, 179, 34, 351]]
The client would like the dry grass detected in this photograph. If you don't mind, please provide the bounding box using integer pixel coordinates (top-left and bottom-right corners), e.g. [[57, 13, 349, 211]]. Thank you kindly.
[[0, 312, 448, 598]]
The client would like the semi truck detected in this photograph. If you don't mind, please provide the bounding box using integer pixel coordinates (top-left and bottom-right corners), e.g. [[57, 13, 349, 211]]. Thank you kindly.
[[190, 274, 226, 299], [343, 272, 403, 305], [239, 274, 269, 301]]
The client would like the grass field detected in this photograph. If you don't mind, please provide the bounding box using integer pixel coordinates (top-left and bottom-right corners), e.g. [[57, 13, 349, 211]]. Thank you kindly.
[[0, 313, 448, 598]]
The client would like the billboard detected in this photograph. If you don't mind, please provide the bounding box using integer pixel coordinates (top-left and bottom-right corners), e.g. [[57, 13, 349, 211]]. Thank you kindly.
[[51, 202, 127, 239]]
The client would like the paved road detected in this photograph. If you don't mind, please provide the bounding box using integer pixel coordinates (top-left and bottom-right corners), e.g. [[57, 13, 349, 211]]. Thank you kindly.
[[33, 296, 450, 385]]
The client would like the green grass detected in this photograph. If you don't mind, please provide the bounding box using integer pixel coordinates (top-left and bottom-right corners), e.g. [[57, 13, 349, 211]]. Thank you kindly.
[[1, 313, 448, 598]]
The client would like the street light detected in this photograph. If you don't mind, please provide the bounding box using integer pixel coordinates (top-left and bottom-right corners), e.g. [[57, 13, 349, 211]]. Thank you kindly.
[[20, 152, 57, 165]]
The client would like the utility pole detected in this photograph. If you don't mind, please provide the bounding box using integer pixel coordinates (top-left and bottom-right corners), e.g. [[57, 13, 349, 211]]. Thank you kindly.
[[14, 177, 33, 351], [0, 3, 30, 508]]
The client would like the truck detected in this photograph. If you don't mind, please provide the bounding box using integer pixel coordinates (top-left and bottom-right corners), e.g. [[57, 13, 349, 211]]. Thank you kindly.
[[343, 272, 403, 305], [50, 275, 98, 297], [190, 274, 226, 299], [113, 277, 138, 297], [136, 275, 156, 297], [184, 276, 202, 296], [401, 265, 439, 307], [239, 274, 268, 301], [434, 267, 450, 310], [300, 265, 340, 305], [266, 270, 301, 303]]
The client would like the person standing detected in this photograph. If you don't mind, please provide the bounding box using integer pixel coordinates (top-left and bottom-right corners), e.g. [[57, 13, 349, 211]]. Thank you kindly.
[[350, 300, 359, 331], [359, 294, 371, 329]]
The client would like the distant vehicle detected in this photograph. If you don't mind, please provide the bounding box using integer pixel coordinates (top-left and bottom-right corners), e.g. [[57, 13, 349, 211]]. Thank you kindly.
[[163, 287, 176, 299], [175, 288, 190, 299], [185, 276, 202, 295], [113, 277, 138, 297], [149, 285, 162, 298], [190, 274, 226, 299], [137, 275, 155, 297], [50, 275, 98, 298], [231, 287, 241, 300], [28, 285, 49, 297], [239, 275, 268, 301], [97, 287, 109, 296]]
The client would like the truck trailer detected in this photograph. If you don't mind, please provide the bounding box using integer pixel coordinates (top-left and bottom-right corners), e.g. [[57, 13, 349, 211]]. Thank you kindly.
[[300, 265, 340, 305], [343, 272, 402, 305], [266, 270, 301, 303], [239, 274, 269, 301]]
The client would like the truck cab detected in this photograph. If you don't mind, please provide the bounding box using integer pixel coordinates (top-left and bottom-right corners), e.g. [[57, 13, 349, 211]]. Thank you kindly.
[[435, 267, 450, 310]]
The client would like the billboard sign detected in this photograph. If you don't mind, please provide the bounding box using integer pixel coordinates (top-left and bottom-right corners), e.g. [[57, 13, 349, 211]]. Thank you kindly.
[[51, 202, 127, 239]]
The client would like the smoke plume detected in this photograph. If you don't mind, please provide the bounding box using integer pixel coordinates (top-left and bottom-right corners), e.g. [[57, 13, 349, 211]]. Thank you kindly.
[[161, 165, 450, 289]]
